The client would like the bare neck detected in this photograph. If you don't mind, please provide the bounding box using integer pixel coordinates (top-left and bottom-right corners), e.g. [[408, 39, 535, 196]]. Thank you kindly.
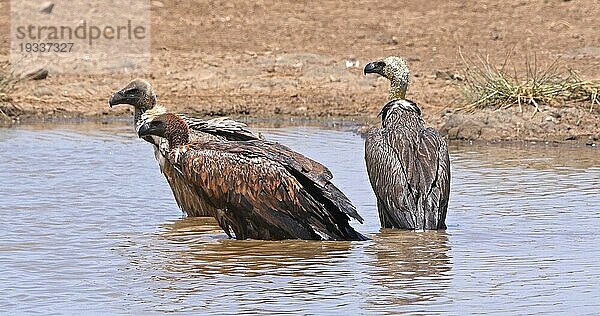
[[134, 107, 147, 126], [388, 79, 408, 101], [166, 119, 190, 148]]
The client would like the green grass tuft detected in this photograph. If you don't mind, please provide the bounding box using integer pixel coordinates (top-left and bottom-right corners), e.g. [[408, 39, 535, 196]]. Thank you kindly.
[[458, 50, 600, 113]]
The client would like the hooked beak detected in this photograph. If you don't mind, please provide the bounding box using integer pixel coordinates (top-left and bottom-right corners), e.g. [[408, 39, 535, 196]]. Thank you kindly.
[[137, 122, 152, 138], [109, 90, 137, 108], [137, 121, 166, 139], [364, 61, 385, 76]]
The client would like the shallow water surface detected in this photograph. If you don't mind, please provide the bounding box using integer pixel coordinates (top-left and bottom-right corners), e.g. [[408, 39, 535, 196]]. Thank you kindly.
[[0, 122, 599, 314]]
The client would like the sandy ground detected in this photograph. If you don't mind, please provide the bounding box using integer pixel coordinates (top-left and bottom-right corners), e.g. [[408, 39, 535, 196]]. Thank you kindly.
[[1, 0, 599, 144]]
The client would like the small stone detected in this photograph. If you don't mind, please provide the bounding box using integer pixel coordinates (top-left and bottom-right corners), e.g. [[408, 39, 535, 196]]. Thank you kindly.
[[40, 2, 54, 14], [452, 73, 465, 81], [23, 68, 48, 80], [345, 60, 359, 68], [435, 70, 452, 80], [0, 93, 11, 102]]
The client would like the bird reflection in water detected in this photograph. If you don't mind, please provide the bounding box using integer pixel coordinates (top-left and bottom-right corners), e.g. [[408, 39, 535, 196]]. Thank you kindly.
[[121, 216, 359, 313], [117, 218, 452, 313], [363, 230, 452, 312], [157, 217, 355, 275]]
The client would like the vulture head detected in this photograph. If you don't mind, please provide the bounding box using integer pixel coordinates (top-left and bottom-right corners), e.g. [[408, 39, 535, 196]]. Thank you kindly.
[[138, 113, 190, 148], [109, 79, 157, 122], [364, 56, 410, 100]]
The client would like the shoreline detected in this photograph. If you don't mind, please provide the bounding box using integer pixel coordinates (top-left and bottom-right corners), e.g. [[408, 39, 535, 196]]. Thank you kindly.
[[2, 105, 597, 147], [1, 0, 599, 146]]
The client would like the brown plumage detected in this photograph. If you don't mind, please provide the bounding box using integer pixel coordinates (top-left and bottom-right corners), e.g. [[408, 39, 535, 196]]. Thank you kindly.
[[138, 113, 366, 241], [109, 79, 257, 217], [364, 57, 450, 230], [109, 79, 351, 221]]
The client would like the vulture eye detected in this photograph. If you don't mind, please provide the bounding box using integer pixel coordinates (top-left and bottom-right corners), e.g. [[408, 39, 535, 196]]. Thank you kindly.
[[126, 88, 140, 95]]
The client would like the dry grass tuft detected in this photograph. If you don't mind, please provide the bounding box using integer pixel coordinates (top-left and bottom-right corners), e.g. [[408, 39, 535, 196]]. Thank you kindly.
[[0, 63, 16, 99], [458, 50, 600, 113], [0, 63, 18, 118]]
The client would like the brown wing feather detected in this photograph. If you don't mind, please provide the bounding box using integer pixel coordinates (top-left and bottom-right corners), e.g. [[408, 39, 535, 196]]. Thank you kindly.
[[172, 141, 365, 240], [251, 140, 362, 223], [153, 136, 217, 217]]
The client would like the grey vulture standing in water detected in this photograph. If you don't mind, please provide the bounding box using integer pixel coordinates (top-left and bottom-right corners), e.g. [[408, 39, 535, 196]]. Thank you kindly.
[[109, 79, 258, 217], [363, 56, 450, 230], [137, 112, 367, 241]]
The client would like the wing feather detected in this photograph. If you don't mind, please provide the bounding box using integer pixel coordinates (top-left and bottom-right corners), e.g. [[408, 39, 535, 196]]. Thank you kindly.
[[365, 128, 417, 228], [183, 116, 258, 141], [152, 138, 216, 217], [171, 141, 364, 240], [253, 140, 362, 222], [419, 128, 450, 229], [366, 124, 450, 230]]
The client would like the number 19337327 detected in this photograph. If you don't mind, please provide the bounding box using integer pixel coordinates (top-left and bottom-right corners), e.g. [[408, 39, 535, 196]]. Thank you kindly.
[[18, 42, 74, 53]]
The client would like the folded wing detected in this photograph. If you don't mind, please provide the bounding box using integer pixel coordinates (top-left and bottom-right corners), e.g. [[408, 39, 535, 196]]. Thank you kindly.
[[173, 141, 366, 240]]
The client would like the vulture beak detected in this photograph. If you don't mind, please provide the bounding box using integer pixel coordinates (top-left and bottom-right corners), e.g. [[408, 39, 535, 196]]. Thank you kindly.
[[137, 122, 152, 138], [109, 90, 136, 108], [109, 91, 124, 107], [364, 61, 386, 76], [137, 121, 166, 138]]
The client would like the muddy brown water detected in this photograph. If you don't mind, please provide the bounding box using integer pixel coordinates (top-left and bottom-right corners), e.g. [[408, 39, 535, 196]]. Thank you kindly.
[[1, 121, 599, 314]]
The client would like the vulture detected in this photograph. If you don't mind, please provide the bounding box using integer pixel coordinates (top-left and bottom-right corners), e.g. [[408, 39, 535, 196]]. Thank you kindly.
[[109, 79, 258, 217], [137, 112, 367, 241], [363, 56, 450, 230], [109, 79, 359, 231]]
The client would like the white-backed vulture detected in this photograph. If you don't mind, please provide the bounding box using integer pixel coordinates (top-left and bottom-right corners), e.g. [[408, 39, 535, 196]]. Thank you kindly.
[[109, 79, 257, 217], [137, 112, 367, 241], [363, 56, 450, 230], [109, 79, 357, 224]]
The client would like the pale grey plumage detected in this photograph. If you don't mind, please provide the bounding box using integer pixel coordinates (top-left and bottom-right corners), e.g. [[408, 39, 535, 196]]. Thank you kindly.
[[364, 57, 451, 230]]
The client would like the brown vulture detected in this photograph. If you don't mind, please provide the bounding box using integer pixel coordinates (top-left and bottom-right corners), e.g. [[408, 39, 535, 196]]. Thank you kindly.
[[109, 79, 359, 230], [363, 56, 450, 230], [109, 79, 258, 217], [137, 112, 367, 241]]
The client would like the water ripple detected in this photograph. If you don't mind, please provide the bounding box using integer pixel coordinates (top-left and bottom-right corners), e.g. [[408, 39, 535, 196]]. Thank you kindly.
[[0, 123, 599, 314]]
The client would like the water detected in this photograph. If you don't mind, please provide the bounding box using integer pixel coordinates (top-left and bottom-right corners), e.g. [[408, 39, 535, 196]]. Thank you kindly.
[[0, 121, 599, 315]]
